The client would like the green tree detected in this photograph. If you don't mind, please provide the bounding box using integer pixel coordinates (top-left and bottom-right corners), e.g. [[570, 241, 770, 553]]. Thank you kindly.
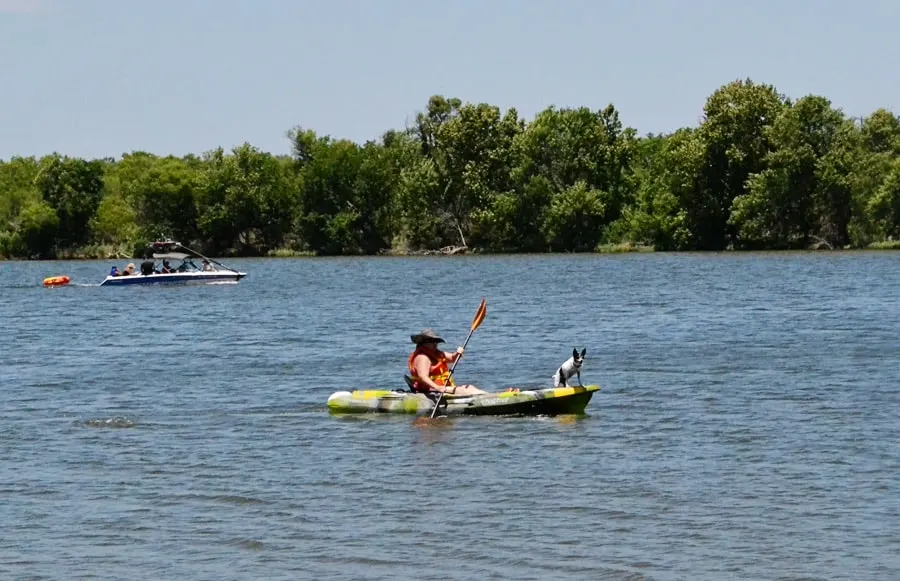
[[411, 96, 523, 249], [113, 152, 200, 244], [195, 143, 297, 254], [0, 156, 42, 231], [34, 154, 106, 248], [512, 104, 636, 245], [730, 95, 849, 248], [866, 158, 900, 239], [542, 181, 607, 251], [611, 132, 692, 250], [686, 79, 786, 249], [848, 110, 900, 245], [288, 129, 365, 255], [393, 156, 444, 250], [15, 200, 59, 258], [859, 108, 900, 155], [471, 175, 554, 252], [90, 192, 138, 246], [516, 105, 633, 191]]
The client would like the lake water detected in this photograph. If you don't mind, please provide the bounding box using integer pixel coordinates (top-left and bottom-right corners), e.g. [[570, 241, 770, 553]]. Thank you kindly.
[[1, 252, 898, 581]]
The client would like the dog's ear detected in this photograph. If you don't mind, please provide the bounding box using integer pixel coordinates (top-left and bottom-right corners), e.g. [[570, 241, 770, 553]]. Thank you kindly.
[[580, 348, 586, 358], [572, 347, 578, 359]]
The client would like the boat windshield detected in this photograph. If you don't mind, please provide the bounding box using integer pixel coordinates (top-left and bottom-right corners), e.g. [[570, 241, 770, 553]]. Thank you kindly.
[[152, 252, 200, 273], [175, 259, 200, 272]]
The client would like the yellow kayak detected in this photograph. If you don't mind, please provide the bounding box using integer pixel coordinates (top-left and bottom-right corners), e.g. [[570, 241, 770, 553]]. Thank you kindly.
[[327, 385, 600, 416]]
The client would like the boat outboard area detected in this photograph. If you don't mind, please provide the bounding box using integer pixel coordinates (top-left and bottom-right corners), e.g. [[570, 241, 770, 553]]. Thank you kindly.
[[100, 240, 248, 286]]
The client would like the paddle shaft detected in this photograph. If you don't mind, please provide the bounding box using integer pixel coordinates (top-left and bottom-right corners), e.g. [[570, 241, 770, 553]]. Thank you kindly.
[[429, 319, 478, 418], [445, 326, 475, 384]]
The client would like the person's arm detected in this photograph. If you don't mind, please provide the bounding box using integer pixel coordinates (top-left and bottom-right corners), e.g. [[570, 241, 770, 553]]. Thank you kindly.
[[414, 354, 454, 393], [442, 346, 464, 363]]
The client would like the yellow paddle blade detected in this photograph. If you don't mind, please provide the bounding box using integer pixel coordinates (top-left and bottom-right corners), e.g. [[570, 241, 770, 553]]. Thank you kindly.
[[471, 298, 486, 331]]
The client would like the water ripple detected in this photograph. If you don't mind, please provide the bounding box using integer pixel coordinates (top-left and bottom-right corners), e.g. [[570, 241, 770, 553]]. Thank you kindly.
[[1, 254, 898, 580]]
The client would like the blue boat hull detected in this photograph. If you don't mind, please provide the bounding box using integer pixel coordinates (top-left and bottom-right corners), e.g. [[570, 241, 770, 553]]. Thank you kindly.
[[99, 272, 246, 286]]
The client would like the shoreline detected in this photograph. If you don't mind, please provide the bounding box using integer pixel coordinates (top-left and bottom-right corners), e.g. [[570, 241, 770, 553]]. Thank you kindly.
[[4, 241, 900, 261]]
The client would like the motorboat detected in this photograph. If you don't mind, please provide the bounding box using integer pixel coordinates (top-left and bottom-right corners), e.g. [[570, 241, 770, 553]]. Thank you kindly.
[[99, 240, 247, 286]]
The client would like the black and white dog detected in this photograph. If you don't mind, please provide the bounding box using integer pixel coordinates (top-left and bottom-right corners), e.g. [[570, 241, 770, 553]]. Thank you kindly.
[[552, 348, 586, 387]]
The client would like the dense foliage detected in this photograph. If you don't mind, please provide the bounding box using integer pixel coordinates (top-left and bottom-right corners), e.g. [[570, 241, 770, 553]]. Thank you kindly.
[[3, 79, 900, 259]]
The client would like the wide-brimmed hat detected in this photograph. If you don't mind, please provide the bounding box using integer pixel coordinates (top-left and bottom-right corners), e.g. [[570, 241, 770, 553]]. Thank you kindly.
[[411, 328, 445, 345]]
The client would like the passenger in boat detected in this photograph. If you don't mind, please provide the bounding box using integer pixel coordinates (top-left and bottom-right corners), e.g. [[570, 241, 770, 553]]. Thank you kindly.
[[121, 263, 136, 276], [201, 259, 216, 272], [159, 259, 174, 274], [408, 329, 487, 396]]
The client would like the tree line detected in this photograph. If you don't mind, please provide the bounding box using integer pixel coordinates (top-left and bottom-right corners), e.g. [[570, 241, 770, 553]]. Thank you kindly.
[[2, 78, 900, 260]]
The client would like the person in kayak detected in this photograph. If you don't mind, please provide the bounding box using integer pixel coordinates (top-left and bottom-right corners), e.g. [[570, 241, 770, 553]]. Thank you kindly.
[[408, 328, 487, 396]]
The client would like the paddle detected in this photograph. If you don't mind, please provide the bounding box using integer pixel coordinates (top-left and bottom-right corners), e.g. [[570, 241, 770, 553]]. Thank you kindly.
[[429, 297, 487, 419]]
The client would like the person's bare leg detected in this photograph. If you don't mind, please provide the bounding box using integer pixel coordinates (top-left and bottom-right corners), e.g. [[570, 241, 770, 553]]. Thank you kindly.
[[447, 384, 487, 396]]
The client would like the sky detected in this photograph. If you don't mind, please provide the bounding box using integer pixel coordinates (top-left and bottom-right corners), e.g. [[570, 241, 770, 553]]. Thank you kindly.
[[1, 0, 899, 160]]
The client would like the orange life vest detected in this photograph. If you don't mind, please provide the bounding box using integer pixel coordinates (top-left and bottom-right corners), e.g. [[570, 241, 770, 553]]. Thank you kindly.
[[408, 346, 455, 392]]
